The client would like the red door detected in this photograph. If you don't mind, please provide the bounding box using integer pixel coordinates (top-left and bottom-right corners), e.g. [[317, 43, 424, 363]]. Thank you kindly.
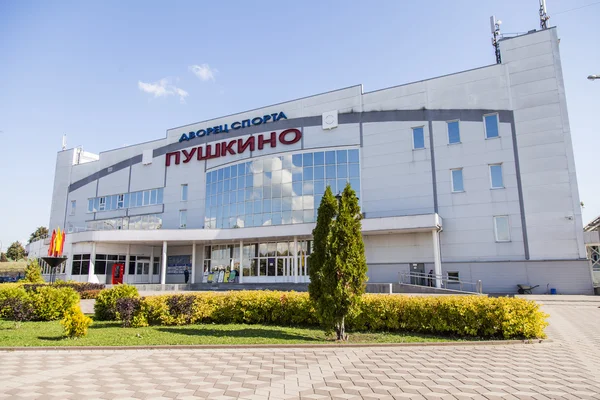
[[112, 263, 124, 284]]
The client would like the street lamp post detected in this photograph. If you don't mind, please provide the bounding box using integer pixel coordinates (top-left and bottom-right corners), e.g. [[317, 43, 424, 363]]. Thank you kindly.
[[588, 75, 599, 81]]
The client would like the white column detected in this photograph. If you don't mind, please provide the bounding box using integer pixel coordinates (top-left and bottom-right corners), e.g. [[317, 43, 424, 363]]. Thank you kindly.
[[149, 246, 154, 283], [87, 242, 96, 283], [160, 241, 167, 285], [191, 242, 196, 284], [432, 229, 442, 289], [124, 244, 131, 284], [239, 239, 244, 284], [293, 236, 298, 284]]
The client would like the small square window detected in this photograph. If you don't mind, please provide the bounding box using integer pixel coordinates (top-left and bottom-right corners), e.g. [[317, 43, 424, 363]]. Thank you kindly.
[[484, 114, 499, 139], [181, 184, 188, 201], [494, 216, 510, 242], [447, 121, 460, 144], [412, 127, 425, 149], [447, 272, 460, 282], [490, 164, 504, 189], [451, 169, 464, 192]]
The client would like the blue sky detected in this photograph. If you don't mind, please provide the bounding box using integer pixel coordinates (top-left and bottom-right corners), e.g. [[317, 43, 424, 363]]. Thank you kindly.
[[0, 0, 599, 250]]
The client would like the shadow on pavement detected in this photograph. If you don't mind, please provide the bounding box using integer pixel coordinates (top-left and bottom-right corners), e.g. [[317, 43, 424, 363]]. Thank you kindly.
[[157, 327, 320, 341]]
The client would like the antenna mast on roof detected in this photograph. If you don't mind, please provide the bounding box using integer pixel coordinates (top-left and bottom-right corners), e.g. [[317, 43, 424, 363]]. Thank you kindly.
[[539, 0, 550, 29], [61, 135, 67, 150], [490, 15, 502, 64]]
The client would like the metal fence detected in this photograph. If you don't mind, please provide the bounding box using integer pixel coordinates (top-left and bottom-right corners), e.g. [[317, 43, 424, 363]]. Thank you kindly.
[[398, 271, 483, 294]]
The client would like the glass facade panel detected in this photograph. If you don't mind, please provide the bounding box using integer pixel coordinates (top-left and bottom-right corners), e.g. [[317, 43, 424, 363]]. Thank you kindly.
[[204, 149, 361, 228]]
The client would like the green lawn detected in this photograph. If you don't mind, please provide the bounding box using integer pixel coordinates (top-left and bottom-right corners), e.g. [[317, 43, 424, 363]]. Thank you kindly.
[[0, 319, 464, 347], [0, 261, 27, 275]]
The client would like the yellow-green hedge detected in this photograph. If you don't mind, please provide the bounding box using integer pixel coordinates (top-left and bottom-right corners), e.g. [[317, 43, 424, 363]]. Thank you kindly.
[[115, 291, 547, 339]]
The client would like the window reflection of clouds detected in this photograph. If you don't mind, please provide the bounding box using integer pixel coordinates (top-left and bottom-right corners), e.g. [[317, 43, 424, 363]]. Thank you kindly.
[[204, 149, 360, 229]]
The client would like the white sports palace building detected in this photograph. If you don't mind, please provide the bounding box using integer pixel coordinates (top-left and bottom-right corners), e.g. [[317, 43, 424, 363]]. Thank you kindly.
[[27, 27, 595, 294]]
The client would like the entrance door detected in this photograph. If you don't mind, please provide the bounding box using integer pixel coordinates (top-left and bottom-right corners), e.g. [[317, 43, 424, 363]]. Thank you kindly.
[[135, 259, 151, 283], [409, 263, 426, 285]]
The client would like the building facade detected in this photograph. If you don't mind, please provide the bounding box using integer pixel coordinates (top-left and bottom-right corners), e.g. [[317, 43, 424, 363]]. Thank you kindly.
[[30, 27, 594, 294]]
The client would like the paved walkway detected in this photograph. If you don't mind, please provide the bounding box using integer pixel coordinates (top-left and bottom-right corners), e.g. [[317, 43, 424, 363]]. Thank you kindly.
[[1, 298, 599, 399]]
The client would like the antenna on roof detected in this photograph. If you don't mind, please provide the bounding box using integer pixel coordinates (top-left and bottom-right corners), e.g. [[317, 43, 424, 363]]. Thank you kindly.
[[539, 0, 550, 29], [490, 15, 502, 64], [61, 135, 67, 150]]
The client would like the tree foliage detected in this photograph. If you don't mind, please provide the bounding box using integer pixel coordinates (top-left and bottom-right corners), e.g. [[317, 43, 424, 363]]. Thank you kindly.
[[28, 226, 49, 244], [24, 260, 45, 283], [6, 241, 26, 261], [308, 183, 368, 340], [0, 253, 7, 262]]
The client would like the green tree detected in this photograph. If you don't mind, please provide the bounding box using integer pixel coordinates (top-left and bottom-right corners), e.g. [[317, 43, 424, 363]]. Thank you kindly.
[[6, 241, 26, 261], [0, 252, 7, 262], [24, 259, 45, 283], [28, 226, 49, 244], [308, 186, 338, 319], [308, 183, 368, 340]]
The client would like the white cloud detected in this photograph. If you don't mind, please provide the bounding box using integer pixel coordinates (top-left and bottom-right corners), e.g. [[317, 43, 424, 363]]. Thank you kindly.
[[189, 64, 217, 81], [137, 78, 189, 104]]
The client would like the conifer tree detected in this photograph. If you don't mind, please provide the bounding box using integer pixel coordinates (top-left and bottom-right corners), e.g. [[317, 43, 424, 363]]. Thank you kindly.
[[308, 186, 337, 312], [24, 259, 45, 283], [308, 183, 368, 340]]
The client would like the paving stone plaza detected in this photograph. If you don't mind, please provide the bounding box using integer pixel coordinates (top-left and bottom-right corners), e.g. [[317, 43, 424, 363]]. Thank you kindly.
[[1, 297, 599, 400]]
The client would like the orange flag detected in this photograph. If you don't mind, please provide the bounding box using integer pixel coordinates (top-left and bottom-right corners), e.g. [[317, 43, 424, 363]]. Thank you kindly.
[[48, 230, 56, 256]]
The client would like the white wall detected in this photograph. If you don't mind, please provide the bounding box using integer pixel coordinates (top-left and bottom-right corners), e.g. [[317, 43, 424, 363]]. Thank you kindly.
[[501, 28, 585, 260], [361, 121, 434, 217]]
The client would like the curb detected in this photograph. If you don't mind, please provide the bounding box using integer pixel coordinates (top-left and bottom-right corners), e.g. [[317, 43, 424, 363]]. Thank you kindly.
[[0, 339, 551, 352]]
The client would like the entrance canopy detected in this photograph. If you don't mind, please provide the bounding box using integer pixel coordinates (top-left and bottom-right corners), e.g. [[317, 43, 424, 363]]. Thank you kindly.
[[68, 214, 442, 245]]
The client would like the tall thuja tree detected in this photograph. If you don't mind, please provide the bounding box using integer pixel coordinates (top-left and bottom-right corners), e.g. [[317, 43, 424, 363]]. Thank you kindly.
[[308, 186, 338, 312], [326, 183, 368, 340], [309, 183, 367, 340]]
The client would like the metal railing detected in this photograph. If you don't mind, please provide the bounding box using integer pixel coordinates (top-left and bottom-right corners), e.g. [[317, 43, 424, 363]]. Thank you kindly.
[[398, 271, 483, 294]]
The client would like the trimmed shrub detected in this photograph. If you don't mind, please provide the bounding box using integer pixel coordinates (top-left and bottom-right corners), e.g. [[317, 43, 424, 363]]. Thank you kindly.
[[23, 260, 45, 284], [123, 291, 547, 339], [23, 282, 105, 295], [0, 285, 29, 318], [94, 285, 139, 321], [31, 286, 80, 321], [4, 297, 35, 326], [80, 289, 102, 299], [61, 305, 93, 338], [0, 285, 79, 321], [116, 297, 143, 327]]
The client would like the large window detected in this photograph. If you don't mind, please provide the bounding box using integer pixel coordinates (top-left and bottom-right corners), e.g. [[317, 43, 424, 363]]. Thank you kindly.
[[71, 254, 91, 275], [494, 216, 511, 242], [94, 254, 126, 275], [204, 149, 360, 229], [484, 114, 499, 139], [88, 188, 164, 213], [203, 241, 311, 278], [412, 127, 425, 149], [85, 214, 162, 231]]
